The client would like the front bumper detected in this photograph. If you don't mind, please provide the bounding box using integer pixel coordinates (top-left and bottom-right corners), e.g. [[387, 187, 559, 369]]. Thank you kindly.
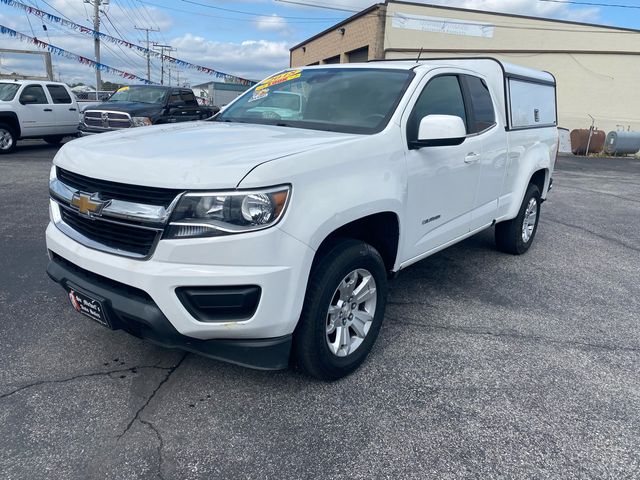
[[46, 253, 292, 369], [78, 124, 126, 135], [45, 215, 315, 340]]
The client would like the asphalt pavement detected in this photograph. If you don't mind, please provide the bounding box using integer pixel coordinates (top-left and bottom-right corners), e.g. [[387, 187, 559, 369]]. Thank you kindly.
[[1, 141, 639, 479]]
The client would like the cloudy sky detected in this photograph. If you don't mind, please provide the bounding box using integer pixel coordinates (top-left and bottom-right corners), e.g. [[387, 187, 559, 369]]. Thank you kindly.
[[0, 0, 635, 88]]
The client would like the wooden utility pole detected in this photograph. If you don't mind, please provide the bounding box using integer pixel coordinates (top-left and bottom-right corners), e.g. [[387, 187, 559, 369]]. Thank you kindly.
[[153, 44, 174, 85], [135, 26, 159, 82], [89, 0, 102, 93]]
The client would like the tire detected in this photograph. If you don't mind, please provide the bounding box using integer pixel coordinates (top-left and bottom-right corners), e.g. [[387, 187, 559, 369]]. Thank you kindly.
[[495, 183, 541, 255], [293, 239, 389, 380], [0, 123, 17, 154], [44, 136, 64, 145]]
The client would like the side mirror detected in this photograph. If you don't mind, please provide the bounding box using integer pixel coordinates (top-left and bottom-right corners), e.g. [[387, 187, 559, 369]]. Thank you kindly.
[[211, 106, 221, 115], [20, 95, 38, 105], [411, 114, 467, 149]]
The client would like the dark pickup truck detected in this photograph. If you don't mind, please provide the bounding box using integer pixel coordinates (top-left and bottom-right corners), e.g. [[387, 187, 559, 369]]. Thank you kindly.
[[79, 85, 219, 135]]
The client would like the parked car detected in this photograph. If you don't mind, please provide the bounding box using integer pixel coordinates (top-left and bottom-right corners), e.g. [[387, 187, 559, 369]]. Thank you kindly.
[[0, 80, 81, 153], [79, 85, 219, 135], [46, 59, 558, 380]]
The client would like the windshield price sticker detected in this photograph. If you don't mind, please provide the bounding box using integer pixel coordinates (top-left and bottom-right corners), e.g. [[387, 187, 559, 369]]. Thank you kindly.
[[249, 88, 269, 102], [256, 70, 302, 92], [117, 86, 130, 92]]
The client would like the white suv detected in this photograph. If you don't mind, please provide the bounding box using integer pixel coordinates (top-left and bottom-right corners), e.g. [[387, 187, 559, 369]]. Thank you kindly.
[[46, 59, 558, 379], [0, 80, 81, 153]]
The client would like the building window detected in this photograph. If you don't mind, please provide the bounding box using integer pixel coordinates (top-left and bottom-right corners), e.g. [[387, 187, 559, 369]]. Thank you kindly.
[[307, 62, 320, 66], [323, 55, 341, 64], [347, 46, 369, 63]]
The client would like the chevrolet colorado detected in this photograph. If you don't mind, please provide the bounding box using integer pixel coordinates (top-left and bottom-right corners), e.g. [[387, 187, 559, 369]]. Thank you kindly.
[[46, 59, 558, 380]]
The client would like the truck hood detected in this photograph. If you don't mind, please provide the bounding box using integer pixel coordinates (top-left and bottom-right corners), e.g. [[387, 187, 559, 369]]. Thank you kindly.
[[54, 121, 360, 189], [84, 101, 163, 117]]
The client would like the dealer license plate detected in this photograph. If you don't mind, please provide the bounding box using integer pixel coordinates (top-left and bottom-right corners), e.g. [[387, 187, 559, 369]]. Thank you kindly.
[[68, 288, 111, 328]]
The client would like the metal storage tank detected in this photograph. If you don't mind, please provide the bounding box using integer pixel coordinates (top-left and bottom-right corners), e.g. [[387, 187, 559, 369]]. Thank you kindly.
[[604, 131, 640, 155], [570, 129, 606, 155]]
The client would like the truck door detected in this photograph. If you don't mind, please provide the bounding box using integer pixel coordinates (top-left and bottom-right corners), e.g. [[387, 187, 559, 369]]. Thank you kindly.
[[17, 84, 56, 136], [180, 90, 208, 120], [166, 89, 189, 123], [402, 73, 483, 260], [459, 75, 505, 231], [45, 84, 80, 135]]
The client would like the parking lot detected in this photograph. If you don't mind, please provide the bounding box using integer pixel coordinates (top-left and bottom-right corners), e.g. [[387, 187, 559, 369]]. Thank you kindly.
[[1, 141, 639, 479]]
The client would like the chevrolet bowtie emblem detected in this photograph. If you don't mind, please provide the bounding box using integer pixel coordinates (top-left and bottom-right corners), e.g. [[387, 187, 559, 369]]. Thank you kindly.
[[71, 192, 109, 217]]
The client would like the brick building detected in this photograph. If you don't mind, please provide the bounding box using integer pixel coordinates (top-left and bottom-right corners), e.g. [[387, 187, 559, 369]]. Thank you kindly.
[[289, 1, 640, 133]]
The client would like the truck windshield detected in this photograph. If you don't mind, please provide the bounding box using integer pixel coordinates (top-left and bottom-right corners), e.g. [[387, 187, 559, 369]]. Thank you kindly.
[[0, 83, 20, 101], [216, 68, 414, 134], [108, 86, 167, 104]]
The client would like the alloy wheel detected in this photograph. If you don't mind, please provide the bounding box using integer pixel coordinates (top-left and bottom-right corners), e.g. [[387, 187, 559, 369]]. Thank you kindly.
[[325, 268, 377, 357], [522, 197, 538, 243]]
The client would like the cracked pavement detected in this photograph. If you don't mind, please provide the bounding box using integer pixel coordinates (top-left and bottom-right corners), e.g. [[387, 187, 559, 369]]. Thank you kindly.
[[1, 142, 639, 479]]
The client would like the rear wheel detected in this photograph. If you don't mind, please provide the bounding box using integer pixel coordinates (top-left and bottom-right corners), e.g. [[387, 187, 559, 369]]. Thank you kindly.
[[495, 183, 541, 255], [0, 124, 17, 154], [293, 239, 388, 380], [44, 136, 64, 145]]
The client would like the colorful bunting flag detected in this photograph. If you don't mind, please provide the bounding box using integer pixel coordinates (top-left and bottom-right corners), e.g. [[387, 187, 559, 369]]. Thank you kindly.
[[0, 24, 156, 84], [0, 0, 256, 85]]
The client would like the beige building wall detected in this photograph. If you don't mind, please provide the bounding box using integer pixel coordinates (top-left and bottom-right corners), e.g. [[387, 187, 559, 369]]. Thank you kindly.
[[290, 5, 385, 67], [383, 2, 640, 133], [290, 1, 640, 134]]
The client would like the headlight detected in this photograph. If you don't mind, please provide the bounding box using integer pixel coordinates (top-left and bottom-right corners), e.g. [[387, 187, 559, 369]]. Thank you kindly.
[[131, 116, 152, 127], [164, 186, 290, 239]]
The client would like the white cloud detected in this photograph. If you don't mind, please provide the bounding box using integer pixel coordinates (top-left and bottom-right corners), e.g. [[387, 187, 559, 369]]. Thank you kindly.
[[169, 34, 290, 81], [254, 14, 289, 33]]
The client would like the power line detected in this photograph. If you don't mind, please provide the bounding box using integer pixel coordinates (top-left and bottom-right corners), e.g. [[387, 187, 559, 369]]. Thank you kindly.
[[275, 0, 640, 34], [0, 23, 155, 83], [135, 0, 342, 23], [180, 0, 343, 20], [539, 0, 640, 9], [5, 0, 255, 83]]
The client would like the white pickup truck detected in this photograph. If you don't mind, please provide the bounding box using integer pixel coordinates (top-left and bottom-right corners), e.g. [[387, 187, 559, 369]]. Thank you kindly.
[[0, 80, 80, 153], [46, 58, 558, 380]]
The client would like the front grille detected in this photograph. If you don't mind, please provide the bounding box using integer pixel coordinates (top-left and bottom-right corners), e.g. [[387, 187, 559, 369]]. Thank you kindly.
[[60, 208, 159, 257], [57, 167, 183, 208], [83, 110, 131, 129]]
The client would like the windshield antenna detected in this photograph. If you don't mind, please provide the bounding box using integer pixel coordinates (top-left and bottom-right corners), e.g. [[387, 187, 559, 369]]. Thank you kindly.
[[416, 47, 423, 63]]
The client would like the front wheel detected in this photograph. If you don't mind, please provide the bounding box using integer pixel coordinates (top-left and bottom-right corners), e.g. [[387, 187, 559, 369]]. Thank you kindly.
[[495, 183, 541, 255], [293, 239, 388, 380]]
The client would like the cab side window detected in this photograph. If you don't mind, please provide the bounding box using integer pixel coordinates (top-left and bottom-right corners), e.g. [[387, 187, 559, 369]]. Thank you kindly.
[[20, 85, 49, 104], [181, 90, 197, 106], [407, 75, 467, 142], [169, 91, 183, 106], [46, 85, 72, 104], [463, 76, 495, 133]]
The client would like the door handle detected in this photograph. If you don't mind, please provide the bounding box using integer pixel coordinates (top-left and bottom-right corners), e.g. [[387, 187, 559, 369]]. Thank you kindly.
[[69, 108, 77, 111], [464, 152, 480, 164], [43, 108, 53, 112]]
